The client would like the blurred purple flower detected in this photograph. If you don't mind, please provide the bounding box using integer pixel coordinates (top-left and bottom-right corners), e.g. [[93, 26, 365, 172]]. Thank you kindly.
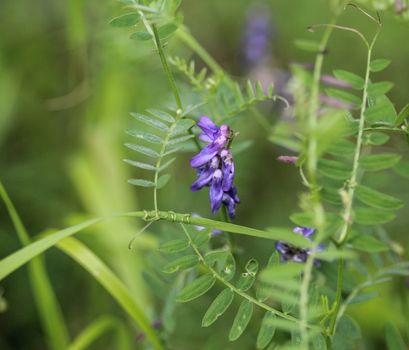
[[276, 226, 322, 264], [190, 116, 240, 219], [320, 95, 354, 110], [277, 155, 298, 164], [242, 8, 271, 67], [320, 75, 352, 89]]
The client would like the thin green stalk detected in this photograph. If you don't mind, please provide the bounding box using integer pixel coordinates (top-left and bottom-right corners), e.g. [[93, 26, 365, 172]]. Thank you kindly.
[[0, 180, 70, 350], [176, 26, 224, 75], [152, 24, 182, 110], [338, 29, 380, 244], [299, 13, 341, 348], [67, 316, 129, 350], [327, 258, 344, 339]]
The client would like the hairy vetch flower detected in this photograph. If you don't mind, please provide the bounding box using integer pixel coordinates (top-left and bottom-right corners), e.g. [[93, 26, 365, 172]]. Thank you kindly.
[[276, 226, 322, 263], [190, 116, 240, 218]]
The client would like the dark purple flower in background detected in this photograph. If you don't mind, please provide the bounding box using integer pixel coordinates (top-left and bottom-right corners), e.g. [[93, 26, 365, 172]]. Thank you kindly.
[[190, 116, 240, 219], [242, 8, 272, 67], [276, 226, 322, 264]]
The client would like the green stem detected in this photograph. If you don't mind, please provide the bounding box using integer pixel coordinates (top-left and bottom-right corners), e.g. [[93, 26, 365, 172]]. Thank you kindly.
[[299, 11, 341, 348], [151, 24, 183, 110], [328, 258, 344, 339], [176, 26, 224, 75], [338, 29, 380, 244]]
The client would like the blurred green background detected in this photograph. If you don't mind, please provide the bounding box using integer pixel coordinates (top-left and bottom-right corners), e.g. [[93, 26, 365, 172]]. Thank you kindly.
[[0, 0, 408, 349]]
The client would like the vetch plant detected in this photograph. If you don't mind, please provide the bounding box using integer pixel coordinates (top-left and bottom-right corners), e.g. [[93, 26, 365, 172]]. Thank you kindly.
[[1, 1, 409, 350]]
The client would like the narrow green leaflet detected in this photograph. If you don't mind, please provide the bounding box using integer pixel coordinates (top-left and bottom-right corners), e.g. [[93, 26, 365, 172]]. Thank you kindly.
[[354, 207, 396, 225], [294, 39, 320, 52], [110, 13, 140, 27], [128, 179, 155, 187], [158, 23, 178, 38], [365, 95, 397, 125], [367, 81, 394, 96], [156, 174, 171, 189], [325, 88, 361, 106], [385, 322, 407, 350], [333, 70, 364, 89], [369, 59, 391, 72], [147, 109, 175, 123], [362, 132, 390, 146], [130, 32, 152, 41], [205, 250, 236, 281], [246, 80, 256, 100], [202, 288, 234, 327], [163, 255, 199, 273], [394, 160, 409, 179], [176, 274, 216, 302], [348, 234, 388, 252], [123, 159, 156, 171], [159, 239, 189, 253], [158, 157, 176, 172], [395, 103, 409, 126], [289, 212, 315, 227], [125, 143, 159, 158], [359, 153, 401, 171], [170, 118, 195, 136], [355, 185, 404, 210], [327, 139, 355, 157], [348, 292, 379, 305], [167, 134, 195, 146], [256, 312, 276, 349], [236, 259, 259, 291], [332, 315, 361, 350], [229, 300, 253, 341], [126, 130, 163, 144], [131, 112, 169, 132], [318, 159, 351, 180]]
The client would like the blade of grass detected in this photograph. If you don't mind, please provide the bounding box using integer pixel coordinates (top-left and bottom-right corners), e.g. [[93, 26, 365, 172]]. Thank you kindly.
[[67, 316, 132, 350], [56, 237, 163, 350], [0, 180, 69, 349]]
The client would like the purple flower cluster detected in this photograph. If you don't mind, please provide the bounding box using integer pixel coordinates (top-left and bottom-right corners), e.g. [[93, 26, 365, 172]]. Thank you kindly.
[[276, 226, 322, 263], [190, 116, 240, 219]]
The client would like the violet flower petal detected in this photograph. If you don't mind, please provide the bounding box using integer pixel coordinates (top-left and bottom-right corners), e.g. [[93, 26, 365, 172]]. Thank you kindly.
[[209, 169, 223, 213], [190, 167, 214, 191], [190, 142, 222, 168], [197, 116, 218, 139]]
